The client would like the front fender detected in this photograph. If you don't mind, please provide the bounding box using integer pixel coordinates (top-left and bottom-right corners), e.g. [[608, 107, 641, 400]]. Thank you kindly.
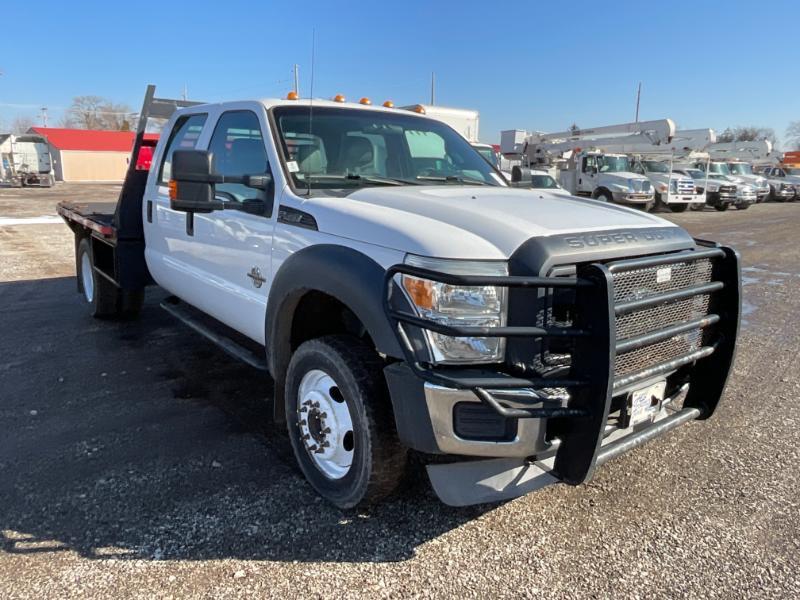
[[265, 244, 404, 381]]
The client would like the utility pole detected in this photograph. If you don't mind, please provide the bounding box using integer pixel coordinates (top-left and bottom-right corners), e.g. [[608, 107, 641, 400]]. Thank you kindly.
[[430, 72, 435, 105], [634, 82, 642, 123], [293, 64, 300, 96], [182, 84, 188, 101], [40, 107, 48, 127]]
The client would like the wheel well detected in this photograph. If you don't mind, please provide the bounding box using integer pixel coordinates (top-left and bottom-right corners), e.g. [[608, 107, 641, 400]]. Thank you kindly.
[[593, 187, 611, 199], [290, 291, 374, 352]]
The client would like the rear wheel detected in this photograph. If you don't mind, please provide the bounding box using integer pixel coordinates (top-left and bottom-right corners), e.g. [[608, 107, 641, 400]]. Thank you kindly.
[[285, 335, 407, 509], [714, 203, 729, 212], [735, 203, 750, 210], [76, 237, 143, 319], [669, 204, 689, 213]]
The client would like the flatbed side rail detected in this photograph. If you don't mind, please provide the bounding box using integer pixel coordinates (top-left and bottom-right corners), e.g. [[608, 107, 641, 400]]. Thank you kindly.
[[57, 204, 115, 238]]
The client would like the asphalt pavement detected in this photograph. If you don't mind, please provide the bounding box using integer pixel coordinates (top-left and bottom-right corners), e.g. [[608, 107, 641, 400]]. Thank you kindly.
[[1, 184, 798, 598]]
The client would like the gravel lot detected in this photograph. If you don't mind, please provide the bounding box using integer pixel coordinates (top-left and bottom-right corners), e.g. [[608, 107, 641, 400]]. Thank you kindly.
[[1, 184, 799, 599]]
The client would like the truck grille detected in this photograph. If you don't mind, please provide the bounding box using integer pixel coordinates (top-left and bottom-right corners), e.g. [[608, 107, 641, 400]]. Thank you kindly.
[[676, 179, 695, 195], [534, 253, 721, 389], [611, 256, 716, 380]]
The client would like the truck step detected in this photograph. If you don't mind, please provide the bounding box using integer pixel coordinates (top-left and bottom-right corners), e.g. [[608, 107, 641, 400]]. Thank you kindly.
[[160, 298, 267, 371]]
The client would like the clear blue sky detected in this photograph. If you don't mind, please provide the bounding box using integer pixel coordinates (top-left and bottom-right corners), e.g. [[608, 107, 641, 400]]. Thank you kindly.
[[1, 0, 798, 147]]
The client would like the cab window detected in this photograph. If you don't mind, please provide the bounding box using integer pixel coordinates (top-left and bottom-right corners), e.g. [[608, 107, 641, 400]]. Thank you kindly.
[[158, 113, 207, 184], [208, 110, 270, 210], [582, 156, 597, 173]]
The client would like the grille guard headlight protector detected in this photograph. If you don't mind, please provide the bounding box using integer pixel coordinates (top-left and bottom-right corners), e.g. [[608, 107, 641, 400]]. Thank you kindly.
[[397, 255, 508, 364]]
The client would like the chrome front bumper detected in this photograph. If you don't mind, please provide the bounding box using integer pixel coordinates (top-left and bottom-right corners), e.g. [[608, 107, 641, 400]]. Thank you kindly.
[[423, 383, 550, 457]]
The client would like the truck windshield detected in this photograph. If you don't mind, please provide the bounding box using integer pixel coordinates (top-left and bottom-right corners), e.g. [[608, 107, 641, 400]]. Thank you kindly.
[[728, 163, 753, 175], [708, 162, 731, 175], [474, 145, 500, 168], [642, 160, 670, 173], [531, 174, 558, 188], [272, 106, 503, 193], [597, 155, 630, 173]]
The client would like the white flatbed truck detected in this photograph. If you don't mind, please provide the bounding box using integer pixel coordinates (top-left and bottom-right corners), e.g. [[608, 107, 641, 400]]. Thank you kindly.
[[58, 86, 742, 508]]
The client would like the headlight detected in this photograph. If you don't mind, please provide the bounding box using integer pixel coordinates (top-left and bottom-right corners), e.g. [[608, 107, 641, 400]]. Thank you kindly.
[[399, 255, 508, 364]]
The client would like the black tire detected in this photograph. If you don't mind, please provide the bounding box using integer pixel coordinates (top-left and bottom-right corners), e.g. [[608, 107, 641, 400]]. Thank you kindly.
[[76, 238, 144, 319], [690, 203, 704, 211], [594, 190, 612, 203], [669, 204, 689, 213], [77, 237, 119, 318], [735, 203, 750, 210], [285, 335, 407, 509], [714, 204, 729, 212]]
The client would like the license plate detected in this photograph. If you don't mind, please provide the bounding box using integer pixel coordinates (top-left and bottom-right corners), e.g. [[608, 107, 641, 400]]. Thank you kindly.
[[628, 381, 666, 426]]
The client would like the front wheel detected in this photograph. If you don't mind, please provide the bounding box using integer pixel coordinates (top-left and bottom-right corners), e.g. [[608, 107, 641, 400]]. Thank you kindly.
[[735, 203, 750, 210], [285, 335, 407, 509], [669, 204, 689, 213], [690, 203, 705, 211], [714, 204, 729, 212], [594, 190, 612, 203]]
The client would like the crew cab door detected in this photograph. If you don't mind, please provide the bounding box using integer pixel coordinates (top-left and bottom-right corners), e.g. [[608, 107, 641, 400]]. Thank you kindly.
[[182, 108, 275, 343], [144, 107, 275, 344], [579, 154, 598, 193]]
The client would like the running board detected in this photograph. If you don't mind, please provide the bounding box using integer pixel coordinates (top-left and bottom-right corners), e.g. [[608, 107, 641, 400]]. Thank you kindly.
[[160, 300, 267, 371]]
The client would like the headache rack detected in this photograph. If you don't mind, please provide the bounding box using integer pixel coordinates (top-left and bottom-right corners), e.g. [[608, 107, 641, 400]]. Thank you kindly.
[[384, 241, 740, 484]]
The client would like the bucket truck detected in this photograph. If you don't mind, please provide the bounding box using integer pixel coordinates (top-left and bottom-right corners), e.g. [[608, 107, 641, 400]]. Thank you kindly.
[[501, 120, 678, 210], [706, 140, 772, 202]]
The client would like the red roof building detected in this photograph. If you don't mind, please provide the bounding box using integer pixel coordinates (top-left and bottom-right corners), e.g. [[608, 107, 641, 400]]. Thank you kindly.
[[27, 127, 154, 182]]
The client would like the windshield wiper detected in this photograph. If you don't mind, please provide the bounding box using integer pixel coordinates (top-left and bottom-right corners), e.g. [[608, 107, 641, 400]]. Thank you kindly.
[[415, 175, 492, 186], [300, 174, 417, 186]]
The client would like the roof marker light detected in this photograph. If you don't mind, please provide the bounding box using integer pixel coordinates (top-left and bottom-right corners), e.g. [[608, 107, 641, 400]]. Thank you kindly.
[[333, 94, 346, 103], [411, 104, 426, 114], [359, 97, 372, 105], [286, 91, 299, 100], [382, 100, 394, 108]]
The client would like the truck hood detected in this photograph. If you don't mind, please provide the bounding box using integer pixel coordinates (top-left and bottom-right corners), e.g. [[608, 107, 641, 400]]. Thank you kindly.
[[731, 174, 768, 188], [300, 186, 677, 260]]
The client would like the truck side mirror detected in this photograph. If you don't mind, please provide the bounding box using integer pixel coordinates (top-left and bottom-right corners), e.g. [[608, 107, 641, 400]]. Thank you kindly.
[[170, 150, 223, 213]]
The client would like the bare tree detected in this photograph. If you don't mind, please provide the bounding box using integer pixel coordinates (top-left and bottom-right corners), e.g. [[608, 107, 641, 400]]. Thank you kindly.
[[786, 121, 800, 151], [11, 115, 35, 134], [63, 96, 135, 130], [717, 125, 777, 144]]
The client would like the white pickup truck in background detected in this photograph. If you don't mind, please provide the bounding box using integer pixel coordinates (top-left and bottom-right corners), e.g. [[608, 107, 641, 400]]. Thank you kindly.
[[58, 86, 742, 509]]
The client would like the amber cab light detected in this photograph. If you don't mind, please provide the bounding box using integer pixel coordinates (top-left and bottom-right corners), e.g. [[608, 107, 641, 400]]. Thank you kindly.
[[286, 91, 299, 100], [333, 94, 346, 103], [382, 100, 395, 108], [359, 97, 372, 105]]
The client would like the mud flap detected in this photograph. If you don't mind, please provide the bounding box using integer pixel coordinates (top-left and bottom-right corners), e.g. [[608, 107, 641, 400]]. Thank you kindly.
[[426, 457, 559, 507]]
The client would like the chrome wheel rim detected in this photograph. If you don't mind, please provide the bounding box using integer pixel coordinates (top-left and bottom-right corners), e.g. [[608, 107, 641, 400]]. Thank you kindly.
[[81, 251, 94, 303], [297, 369, 354, 480]]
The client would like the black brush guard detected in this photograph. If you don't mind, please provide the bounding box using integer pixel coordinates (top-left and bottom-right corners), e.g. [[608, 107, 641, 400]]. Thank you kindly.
[[384, 242, 740, 484]]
